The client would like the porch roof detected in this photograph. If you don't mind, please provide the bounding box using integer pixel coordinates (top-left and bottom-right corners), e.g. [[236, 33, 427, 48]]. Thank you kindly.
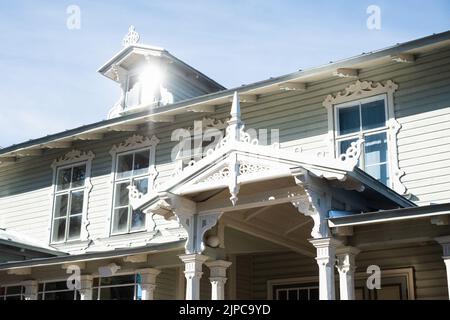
[[131, 93, 415, 214], [0, 240, 185, 271], [328, 202, 450, 228]]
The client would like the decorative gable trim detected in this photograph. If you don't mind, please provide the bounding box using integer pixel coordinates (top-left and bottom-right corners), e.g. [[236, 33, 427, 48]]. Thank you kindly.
[[51, 150, 95, 168], [322, 80, 406, 195], [109, 134, 160, 156]]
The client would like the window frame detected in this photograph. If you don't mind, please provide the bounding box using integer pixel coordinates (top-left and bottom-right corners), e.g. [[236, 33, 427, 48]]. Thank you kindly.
[[322, 80, 406, 194], [91, 272, 142, 300], [0, 284, 25, 300], [108, 135, 159, 237], [111, 147, 152, 235], [49, 150, 94, 245], [334, 94, 390, 186]]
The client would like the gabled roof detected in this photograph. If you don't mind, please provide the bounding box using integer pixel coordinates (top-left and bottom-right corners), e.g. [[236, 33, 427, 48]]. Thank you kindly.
[[130, 93, 415, 213], [1, 30, 450, 163]]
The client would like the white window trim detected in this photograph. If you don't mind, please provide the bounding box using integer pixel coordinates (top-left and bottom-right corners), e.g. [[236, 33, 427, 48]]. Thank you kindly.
[[0, 283, 25, 300], [108, 134, 159, 236], [323, 80, 406, 195], [49, 150, 95, 244], [267, 267, 415, 300]]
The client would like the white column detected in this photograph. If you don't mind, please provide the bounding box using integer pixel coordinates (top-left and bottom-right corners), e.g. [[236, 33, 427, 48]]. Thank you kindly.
[[179, 254, 209, 300], [435, 236, 450, 300], [137, 268, 161, 300], [309, 237, 340, 300], [205, 260, 232, 300], [79, 275, 93, 300], [336, 246, 360, 300], [22, 280, 38, 300]]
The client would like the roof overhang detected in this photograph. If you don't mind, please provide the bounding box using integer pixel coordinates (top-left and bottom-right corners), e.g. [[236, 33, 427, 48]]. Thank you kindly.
[[328, 203, 450, 228], [0, 240, 185, 271]]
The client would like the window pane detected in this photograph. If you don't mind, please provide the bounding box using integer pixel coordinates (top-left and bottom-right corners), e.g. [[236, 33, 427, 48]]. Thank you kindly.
[[364, 132, 388, 165], [92, 288, 99, 300], [100, 275, 135, 286], [6, 286, 22, 295], [99, 285, 135, 300], [131, 209, 146, 231], [52, 219, 66, 242], [366, 163, 389, 185], [117, 154, 133, 179], [309, 288, 319, 300], [70, 191, 84, 215], [298, 289, 309, 300], [44, 281, 68, 292], [133, 150, 150, 175], [71, 165, 86, 188], [339, 138, 358, 156], [54, 194, 68, 218], [288, 289, 298, 300], [362, 99, 386, 130], [126, 75, 141, 108], [112, 208, 129, 234], [114, 182, 130, 207], [68, 216, 82, 240], [338, 105, 360, 135], [57, 168, 72, 191], [44, 291, 76, 300], [277, 290, 287, 300], [134, 178, 148, 195]]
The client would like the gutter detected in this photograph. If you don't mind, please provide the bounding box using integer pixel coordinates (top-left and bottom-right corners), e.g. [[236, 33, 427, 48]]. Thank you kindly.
[[328, 203, 450, 228]]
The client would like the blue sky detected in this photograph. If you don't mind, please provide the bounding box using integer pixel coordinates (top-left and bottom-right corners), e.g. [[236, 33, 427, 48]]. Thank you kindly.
[[0, 0, 449, 147]]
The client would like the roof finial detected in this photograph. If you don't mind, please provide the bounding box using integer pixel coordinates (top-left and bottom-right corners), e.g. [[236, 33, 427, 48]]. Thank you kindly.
[[122, 25, 140, 47], [229, 91, 241, 125]]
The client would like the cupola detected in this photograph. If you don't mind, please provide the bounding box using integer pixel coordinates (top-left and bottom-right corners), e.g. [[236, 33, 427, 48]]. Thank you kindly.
[[98, 26, 225, 119]]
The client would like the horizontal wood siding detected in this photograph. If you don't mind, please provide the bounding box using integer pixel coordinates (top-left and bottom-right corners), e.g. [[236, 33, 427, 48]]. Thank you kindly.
[[240, 242, 447, 300]]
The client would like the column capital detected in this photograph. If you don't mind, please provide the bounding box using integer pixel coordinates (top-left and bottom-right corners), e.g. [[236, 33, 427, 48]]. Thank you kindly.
[[136, 268, 162, 278], [435, 236, 450, 257], [179, 253, 209, 300], [205, 260, 232, 278], [179, 253, 209, 265]]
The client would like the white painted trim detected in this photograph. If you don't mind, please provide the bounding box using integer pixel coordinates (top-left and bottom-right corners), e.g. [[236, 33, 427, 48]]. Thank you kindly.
[[108, 135, 159, 237], [323, 80, 406, 194], [49, 150, 95, 245]]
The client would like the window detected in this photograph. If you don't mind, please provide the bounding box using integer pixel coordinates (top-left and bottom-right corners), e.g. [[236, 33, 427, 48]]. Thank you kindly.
[[37, 281, 80, 300], [0, 285, 25, 300], [92, 274, 142, 300], [125, 70, 161, 109], [335, 95, 390, 186], [109, 135, 159, 235], [51, 163, 87, 243], [272, 283, 319, 300], [50, 150, 94, 244], [323, 80, 407, 194], [111, 149, 151, 234]]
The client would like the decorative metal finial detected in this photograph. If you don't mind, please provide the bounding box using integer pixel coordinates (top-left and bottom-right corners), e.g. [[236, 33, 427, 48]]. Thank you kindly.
[[122, 25, 140, 47]]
